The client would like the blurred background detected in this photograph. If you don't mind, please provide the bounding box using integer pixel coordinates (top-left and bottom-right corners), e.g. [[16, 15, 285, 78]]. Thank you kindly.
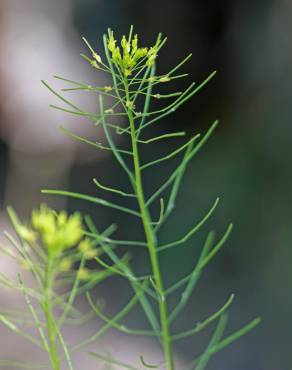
[[0, 0, 291, 369]]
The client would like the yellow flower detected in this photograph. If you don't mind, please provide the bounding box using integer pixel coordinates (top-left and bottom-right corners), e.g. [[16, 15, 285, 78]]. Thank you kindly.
[[146, 55, 156, 66], [112, 46, 122, 63], [108, 30, 116, 52], [131, 34, 138, 52], [18, 225, 37, 243], [59, 258, 72, 272], [57, 211, 67, 227], [84, 249, 97, 259], [31, 205, 83, 254], [32, 204, 55, 235], [134, 48, 148, 60], [77, 268, 91, 280], [79, 239, 97, 260], [106, 27, 160, 77], [121, 35, 130, 54], [146, 47, 157, 66]]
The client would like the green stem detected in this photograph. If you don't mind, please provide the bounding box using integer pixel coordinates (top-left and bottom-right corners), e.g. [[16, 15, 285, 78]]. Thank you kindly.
[[124, 80, 174, 370], [44, 257, 61, 370]]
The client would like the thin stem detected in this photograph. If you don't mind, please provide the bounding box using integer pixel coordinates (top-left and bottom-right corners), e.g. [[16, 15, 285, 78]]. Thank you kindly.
[[44, 257, 61, 370], [124, 79, 174, 370]]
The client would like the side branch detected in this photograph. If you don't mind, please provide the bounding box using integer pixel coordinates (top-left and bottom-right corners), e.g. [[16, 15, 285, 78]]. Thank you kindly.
[[42, 189, 140, 217], [158, 198, 219, 252]]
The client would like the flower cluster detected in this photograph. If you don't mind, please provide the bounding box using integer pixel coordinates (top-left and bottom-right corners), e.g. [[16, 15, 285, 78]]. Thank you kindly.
[[19, 205, 92, 253], [31, 205, 83, 254], [107, 29, 159, 77], [14, 204, 99, 277]]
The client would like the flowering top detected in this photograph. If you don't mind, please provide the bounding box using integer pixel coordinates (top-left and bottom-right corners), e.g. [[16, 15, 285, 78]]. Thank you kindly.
[[31, 205, 84, 254], [107, 29, 160, 77], [11, 203, 100, 271], [8, 204, 98, 278]]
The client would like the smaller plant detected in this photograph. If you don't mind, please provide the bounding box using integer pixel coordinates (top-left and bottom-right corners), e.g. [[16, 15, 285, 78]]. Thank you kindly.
[[0, 205, 115, 370]]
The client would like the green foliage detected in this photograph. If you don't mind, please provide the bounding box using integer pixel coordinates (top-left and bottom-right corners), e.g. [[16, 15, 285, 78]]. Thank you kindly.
[[0, 26, 260, 370]]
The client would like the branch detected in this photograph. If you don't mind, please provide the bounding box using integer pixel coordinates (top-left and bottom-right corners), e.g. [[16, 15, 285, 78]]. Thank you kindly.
[[42, 189, 140, 218], [158, 198, 219, 252]]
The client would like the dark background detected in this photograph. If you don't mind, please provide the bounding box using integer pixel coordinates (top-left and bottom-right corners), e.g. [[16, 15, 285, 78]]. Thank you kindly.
[[0, 1, 291, 369]]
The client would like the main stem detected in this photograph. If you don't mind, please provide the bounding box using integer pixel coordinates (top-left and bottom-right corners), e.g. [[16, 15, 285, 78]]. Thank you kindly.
[[124, 81, 174, 370], [44, 257, 61, 370]]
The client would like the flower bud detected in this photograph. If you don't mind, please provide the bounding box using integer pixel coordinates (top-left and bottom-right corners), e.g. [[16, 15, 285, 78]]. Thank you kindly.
[[108, 30, 116, 52], [104, 86, 113, 93], [77, 268, 90, 281], [121, 35, 129, 53], [159, 76, 171, 83], [93, 53, 102, 64], [132, 34, 138, 50], [59, 258, 72, 272], [18, 226, 37, 243]]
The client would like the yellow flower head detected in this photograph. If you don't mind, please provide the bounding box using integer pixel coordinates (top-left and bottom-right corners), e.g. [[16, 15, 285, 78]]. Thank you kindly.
[[31, 205, 83, 255], [106, 27, 161, 77]]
